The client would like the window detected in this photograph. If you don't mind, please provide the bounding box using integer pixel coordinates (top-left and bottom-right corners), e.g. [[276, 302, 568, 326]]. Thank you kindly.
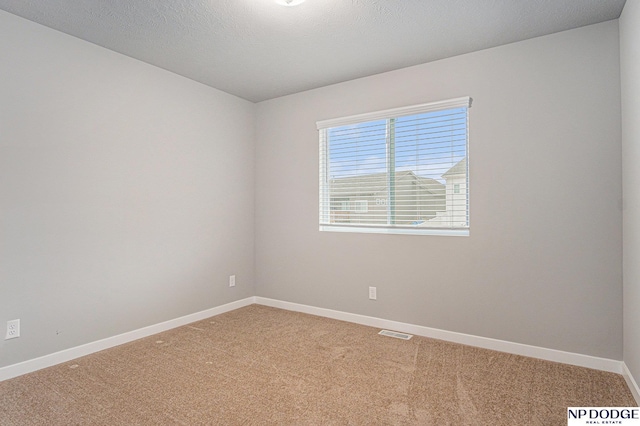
[[318, 97, 471, 236]]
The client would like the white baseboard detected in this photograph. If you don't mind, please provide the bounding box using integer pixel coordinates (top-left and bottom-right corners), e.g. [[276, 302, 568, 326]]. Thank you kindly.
[[0, 297, 255, 382], [255, 297, 625, 375], [1, 296, 630, 387], [622, 363, 640, 405]]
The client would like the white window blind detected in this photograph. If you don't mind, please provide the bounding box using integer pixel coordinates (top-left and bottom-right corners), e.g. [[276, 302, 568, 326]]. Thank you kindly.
[[318, 97, 471, 236]]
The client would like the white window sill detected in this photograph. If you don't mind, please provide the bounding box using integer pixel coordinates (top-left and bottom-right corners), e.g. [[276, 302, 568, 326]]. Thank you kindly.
[[319, 225, 469, 237]]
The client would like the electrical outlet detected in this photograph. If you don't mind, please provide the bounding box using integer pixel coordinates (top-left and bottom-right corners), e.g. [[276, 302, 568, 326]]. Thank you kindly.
[[5, 319, 20, 340], [369, 286, 377, 300], [229, 275, 236, 287]]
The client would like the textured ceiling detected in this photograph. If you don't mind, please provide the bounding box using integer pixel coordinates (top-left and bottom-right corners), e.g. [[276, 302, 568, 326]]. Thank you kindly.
[[0, 0, 627, 102]]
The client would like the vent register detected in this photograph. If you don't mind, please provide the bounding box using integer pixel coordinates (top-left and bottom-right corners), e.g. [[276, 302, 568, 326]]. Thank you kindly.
[[378, 330, 413, 340]]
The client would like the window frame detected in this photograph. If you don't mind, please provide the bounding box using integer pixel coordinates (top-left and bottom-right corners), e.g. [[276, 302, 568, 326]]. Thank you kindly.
[[317, 97, 472, 237]]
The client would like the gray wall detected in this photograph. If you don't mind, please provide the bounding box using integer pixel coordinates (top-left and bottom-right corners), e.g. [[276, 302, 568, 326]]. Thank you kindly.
[[0, 9, 627, 370], [0, 11, 255, 368], [621, 0, 640, 382], [255, 21, 623, 359]]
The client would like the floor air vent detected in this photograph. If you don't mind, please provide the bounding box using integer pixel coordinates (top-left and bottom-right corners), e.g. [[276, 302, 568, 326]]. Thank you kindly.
[[378, 330, 413, 340]]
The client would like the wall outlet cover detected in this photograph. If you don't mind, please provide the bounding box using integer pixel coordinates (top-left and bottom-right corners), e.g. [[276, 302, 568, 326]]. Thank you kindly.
[[6, 319, 20, 340], [369, 286, 377, 300]]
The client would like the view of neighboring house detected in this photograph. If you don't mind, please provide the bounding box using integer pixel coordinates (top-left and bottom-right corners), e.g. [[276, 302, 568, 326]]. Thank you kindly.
[[329, 170, 446, 225], [328, 158, 468, 228], [426, 157, 468, 228]]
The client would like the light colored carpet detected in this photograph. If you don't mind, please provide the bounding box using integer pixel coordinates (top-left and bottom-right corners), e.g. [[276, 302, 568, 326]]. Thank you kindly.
[[0, 304, 636, 425]]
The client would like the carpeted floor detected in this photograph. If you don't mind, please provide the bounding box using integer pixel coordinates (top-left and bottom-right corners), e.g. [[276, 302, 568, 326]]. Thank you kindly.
[[0, 304, 636, 425]]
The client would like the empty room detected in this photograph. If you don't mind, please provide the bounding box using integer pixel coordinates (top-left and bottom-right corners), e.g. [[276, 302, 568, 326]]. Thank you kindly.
[[1, 0, 640, 424]]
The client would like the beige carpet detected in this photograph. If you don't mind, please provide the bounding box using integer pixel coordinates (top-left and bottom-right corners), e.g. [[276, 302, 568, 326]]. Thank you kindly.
[[0, 304, 636, 425]]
